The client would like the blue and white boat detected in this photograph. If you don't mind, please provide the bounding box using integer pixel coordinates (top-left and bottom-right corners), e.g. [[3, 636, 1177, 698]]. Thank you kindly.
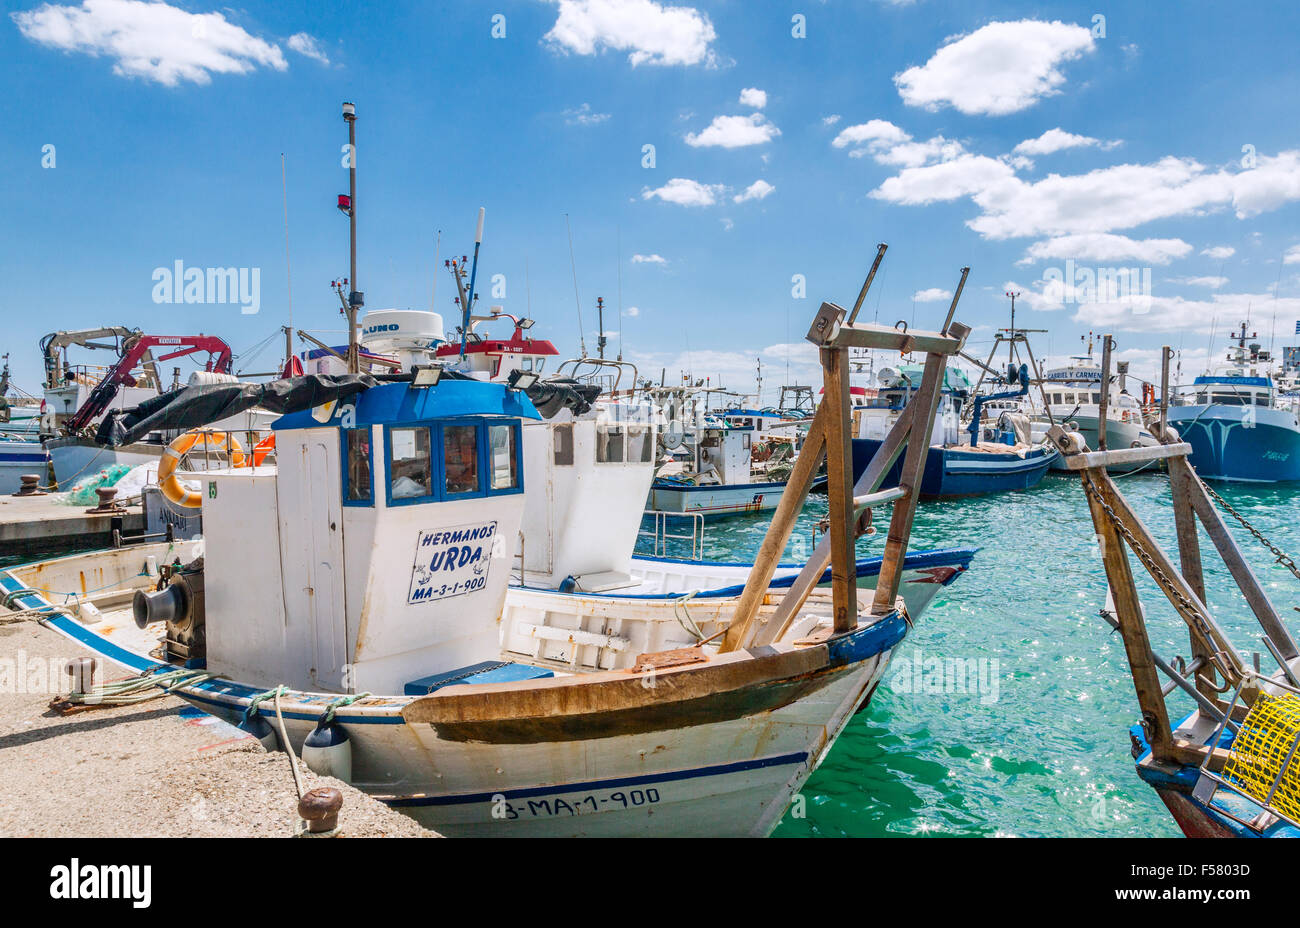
[[1168, 322, 1300, 482], [848, 364, 1055, 498]]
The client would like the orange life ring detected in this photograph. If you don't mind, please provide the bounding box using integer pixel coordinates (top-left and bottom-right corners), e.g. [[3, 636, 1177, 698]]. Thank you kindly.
[[158, 430, 246, 509]]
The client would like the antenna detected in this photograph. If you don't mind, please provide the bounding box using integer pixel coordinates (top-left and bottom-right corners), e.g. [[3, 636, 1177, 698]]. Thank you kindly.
[[431, 229, 441, 312], [616, 225, 624, 361], [280, 153, 293, 370], [565, 213, 587, 357]]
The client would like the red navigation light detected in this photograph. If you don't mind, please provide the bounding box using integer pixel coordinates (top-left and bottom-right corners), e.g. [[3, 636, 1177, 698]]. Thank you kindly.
[[337, 194, 352, 213]]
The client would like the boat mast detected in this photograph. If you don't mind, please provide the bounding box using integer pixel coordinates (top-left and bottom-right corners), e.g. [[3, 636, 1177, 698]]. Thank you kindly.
[[341, 102, 361, 374]]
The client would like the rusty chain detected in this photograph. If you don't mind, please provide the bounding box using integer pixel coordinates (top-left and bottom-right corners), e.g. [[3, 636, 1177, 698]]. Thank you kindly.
[[1081, 474, 1237, 682], [1197, 476, 1300, 582]]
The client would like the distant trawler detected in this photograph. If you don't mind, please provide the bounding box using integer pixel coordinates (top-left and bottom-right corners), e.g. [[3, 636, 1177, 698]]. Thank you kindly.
[[1168, 321, 1300, 482]]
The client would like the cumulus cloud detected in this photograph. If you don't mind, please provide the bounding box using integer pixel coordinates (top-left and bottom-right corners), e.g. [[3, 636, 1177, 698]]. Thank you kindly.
[[1202, 245, 1235, 259], [685, 113, 781, 148], [733, 179, 775, 203], [1013, 127, 1118, 156], [738, 87, 767, 109], [11, 0, 286, 86], [822, 114, 841, 126], [631, 253, 667, 264], [286, 32, 328, 64], [871, 149, 1300, 242], [1019, 234, 1193, 266], [894, 20, 1095, 115], [641, 177, 725, 206], [1168, 276, 1229, 288], [832, 118, 964, 168], [544, 0, 717, 67], [564, 102, 611, 125], [912, 288, 952, 302], [1285, 245, 1300, 265]]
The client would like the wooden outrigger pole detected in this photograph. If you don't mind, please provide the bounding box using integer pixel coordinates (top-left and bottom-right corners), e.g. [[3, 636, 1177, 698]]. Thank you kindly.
[[721, 255, 971, 652], [1049, 336, 1300, 770]]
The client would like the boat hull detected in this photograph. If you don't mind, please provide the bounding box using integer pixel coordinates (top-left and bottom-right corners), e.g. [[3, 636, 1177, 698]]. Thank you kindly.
[[1167, 404, 1300, 482], [648, 479, 786, 516], [850, 439, 1054, 498], [1042, 415, 1156, 473], [0, 440, 50, 493], [45, 436, 162, 489]]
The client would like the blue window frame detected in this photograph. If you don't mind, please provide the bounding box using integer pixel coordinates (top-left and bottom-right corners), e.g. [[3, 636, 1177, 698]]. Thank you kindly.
[[341, 427, 375, 507], [381, 418, 524, 507]]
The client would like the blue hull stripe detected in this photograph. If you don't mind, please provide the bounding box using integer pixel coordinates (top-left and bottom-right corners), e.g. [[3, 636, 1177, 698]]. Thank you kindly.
[[384, 751, 810, 807]]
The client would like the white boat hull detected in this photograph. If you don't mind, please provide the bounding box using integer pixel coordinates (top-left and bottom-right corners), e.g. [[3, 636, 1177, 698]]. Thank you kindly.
[[46, 437, 163, 489], [648, 480, 786, 516], [0, 440, 50, 493]]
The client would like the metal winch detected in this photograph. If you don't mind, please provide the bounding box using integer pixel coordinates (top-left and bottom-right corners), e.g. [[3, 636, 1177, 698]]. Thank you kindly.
[[133, 558, 206, 664]]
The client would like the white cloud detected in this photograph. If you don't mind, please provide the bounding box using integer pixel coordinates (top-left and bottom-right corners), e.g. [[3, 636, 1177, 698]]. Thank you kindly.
[[832, 119, 964, 168], [733, 179, 775, 203], [1202, 245, 1235, 259], [1285, 245, 1300, 265], [1076, 291, 1300, 334], [912, 288, 952, 302], [564, 102, 610, 125], [11, 0, 287, 86], [641, 177, 725, 206], [1168, 276, 1229, 289], [822, 114, 841, 126], [738, 87, 767, 109], [286, 32, 328, 65], [872, 150, 1300, 242], [1020, 234, 1192, 266], [894, 20, 1095, 116], [631, 253, 667, 264], [1013, 127, 1117, 156], [685, 113, 781, 148], [625, 306, 641, 317], [543, 0, 716, 67]]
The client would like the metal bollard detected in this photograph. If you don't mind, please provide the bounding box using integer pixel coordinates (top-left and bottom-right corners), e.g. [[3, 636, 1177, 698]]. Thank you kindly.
[[298, 787, 343, 835]]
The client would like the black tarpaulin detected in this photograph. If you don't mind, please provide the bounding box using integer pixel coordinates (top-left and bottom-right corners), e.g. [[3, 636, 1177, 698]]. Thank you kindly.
[[96, 374, 379, 446]]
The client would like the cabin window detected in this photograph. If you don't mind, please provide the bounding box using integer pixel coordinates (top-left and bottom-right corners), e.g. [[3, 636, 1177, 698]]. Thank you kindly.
[[535, 359, 546, 374], [1052, 393, 1063, 404], [743, 432, 752, 449], [343, 428, 373, 504], [1092, 392, 1102, 404], [553, 423, 574, 465], [443, 424, 481, 494], [597, 427, 624, 463], [521, 358, 533, 372], [390, 427, 433, 499], [626, 426, 653, 463], [488, 423, 519, 490]]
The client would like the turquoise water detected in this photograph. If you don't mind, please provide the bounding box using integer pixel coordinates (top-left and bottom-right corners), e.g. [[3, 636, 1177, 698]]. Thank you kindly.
[[637, 474, 1300, 837]]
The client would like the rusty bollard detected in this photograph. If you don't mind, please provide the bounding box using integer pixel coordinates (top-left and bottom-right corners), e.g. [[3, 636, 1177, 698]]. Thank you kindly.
[[64, 657, 97, 695], [85, 487, 124, 514], [12, 475, 46, 497], [298, 787, 343, 835]]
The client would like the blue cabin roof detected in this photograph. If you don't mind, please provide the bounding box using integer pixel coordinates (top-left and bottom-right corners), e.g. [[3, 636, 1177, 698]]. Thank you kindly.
[[272, 380, 541, 431]]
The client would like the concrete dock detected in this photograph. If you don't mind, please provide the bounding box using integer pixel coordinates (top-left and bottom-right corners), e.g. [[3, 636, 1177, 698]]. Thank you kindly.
[[0, 616, 435, 837], [0, 492, 145, 558]]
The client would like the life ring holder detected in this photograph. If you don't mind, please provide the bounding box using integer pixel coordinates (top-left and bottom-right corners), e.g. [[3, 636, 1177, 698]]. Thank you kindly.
[[158, 430, 247, 509]]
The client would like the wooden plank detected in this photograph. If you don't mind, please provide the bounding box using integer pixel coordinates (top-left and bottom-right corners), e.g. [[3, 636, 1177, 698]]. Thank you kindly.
[[805, 304, 965, 355], [751, 404, 918, 647], [822, 346, 858, 633], [1059, 442, 1192, 470], [1176, 456, 1300, 661], [871, 351, 948, 615], [1164, 445, 1215, 697], [1092, 474, 1244, 672], [1097, 334, 1113, 451], [718, 407, 827, 652], [1083, 475, 1174, 759]]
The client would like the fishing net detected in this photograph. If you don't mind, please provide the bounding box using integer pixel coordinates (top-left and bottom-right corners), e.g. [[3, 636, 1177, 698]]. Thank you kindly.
[[1220, 690, 1300, 823], [62, 464, 133, 506]]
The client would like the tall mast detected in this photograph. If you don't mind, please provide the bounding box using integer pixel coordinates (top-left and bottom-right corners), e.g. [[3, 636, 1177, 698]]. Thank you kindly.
[[342, 102, 361, 374]]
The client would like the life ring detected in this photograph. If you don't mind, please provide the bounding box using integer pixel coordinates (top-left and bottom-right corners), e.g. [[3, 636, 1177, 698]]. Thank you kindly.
[[159, 430, 246, 508], [237, 433, 275, 467]]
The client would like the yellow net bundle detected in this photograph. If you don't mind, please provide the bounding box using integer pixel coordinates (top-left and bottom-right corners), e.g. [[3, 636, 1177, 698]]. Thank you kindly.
[[1220, 691, 1300, 823]]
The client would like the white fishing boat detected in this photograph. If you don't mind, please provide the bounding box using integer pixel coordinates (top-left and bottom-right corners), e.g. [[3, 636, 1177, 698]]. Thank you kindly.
[[7, 278, 976, 836]]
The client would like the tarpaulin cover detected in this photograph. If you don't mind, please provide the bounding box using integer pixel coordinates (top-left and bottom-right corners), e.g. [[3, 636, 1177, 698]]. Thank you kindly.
[[96, 374, 379, 446], [526, 378, 602, 419]]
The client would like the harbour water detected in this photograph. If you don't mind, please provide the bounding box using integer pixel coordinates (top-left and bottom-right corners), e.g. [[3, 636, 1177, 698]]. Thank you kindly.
[[638, 473, 1300, 837]]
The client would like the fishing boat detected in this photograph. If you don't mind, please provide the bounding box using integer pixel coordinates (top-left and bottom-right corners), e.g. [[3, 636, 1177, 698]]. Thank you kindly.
[[849, 363, 1056, 497], [8, 297, 976, 837], [1038, 345, 1158, 473], [1054, 341, 1300, 838], [1167, 321, 1300, 482]]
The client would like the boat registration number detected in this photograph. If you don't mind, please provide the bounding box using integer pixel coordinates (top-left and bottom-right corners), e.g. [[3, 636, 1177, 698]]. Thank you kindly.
[[408, 521, 497, 604], [493, 788, 663, 820]]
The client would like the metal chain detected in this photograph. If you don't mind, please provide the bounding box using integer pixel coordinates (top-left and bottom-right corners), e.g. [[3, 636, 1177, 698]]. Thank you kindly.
[[1198, 477, 1300, 581], [1081, 474, 1233, 680]]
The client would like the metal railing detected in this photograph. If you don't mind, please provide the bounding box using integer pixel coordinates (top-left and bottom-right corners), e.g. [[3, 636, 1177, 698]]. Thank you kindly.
[[638, 510, 706, 561]]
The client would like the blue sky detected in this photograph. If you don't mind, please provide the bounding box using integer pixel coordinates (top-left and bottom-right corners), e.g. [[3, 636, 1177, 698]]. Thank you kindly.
[[5, 0, 1300, 401]]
